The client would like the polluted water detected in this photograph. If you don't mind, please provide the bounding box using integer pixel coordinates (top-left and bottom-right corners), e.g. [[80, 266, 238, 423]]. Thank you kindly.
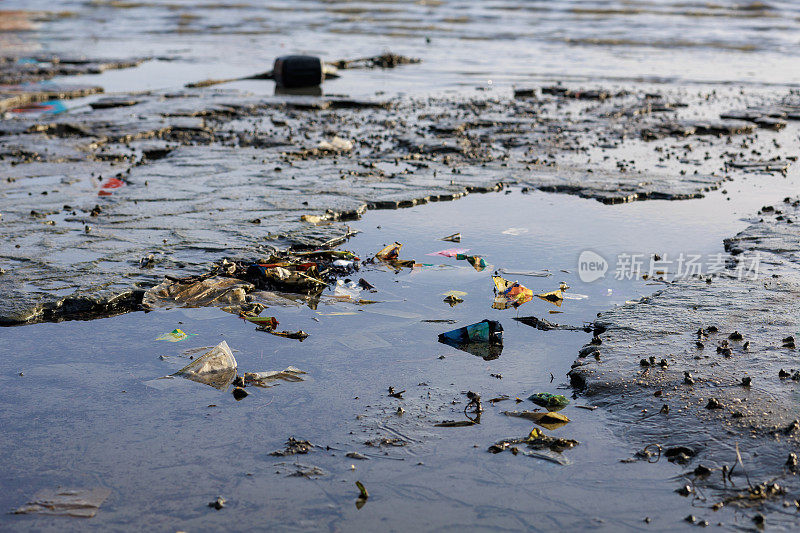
[[6, 180, 800, 530]]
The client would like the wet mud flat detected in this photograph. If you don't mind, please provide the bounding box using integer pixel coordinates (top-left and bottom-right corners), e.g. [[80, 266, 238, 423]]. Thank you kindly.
[[2, 53, 800, 326], [571, 197, 800, 523]]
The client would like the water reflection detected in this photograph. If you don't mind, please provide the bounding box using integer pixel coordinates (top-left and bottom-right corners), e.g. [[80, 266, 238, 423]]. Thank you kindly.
[[438, 336, 503, 360]]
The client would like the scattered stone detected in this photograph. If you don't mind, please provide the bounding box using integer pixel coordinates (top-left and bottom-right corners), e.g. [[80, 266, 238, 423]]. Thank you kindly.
[[208, 496, 225, 510], [665, 446, 696, 464], [705, 398, 723, 409], [346, 452, 369, 460], [694, 464, 712, 477], [270, 437, 314, 456], [786, 452, 798, 472], [232, 387, 248, 401]]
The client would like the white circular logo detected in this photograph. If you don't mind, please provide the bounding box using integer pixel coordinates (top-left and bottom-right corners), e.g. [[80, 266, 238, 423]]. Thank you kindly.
[[578, 250, 608, 283]]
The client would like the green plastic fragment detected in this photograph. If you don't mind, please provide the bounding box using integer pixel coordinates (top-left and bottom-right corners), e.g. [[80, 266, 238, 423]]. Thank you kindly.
[[528, 392, 570, 410]]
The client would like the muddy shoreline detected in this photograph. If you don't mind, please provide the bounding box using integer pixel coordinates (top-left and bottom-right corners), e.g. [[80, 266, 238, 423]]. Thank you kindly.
[[570, 197, 800, 517], [2, 55, 798, 326]]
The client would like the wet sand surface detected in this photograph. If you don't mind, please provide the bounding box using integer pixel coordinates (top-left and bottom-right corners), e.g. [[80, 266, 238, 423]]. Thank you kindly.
[[3, 0, 800, 530]]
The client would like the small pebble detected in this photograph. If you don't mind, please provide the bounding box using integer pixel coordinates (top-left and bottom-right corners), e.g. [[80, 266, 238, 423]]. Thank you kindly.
[[706, 398, 722, 409], [208, 496, 226, 510]]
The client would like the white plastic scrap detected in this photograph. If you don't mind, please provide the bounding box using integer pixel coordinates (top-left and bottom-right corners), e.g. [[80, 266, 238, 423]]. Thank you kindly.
[[317, 137, 353, 152]]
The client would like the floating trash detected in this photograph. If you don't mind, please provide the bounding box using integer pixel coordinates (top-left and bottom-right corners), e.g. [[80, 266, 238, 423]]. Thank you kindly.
[[427, 248, 469, 257], [536, 289, 564, 307], [374, 242, 415, 267], [528, 392, 570, 411], [439, 319, 503, 345], [456, 254, 487, 271], [172, 341, 237, 390], [244, 366, 307, 387], [155, 328, 196, 342], [242, 316, 279, 329], [492, 275, 533, 309], [9, 99, 67, 116]]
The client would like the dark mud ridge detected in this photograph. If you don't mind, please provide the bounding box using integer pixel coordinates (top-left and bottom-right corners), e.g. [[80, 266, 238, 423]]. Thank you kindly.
[[0, 55, 148, 112], [1, 55, 799, 324], [570, 197, 800, 517]]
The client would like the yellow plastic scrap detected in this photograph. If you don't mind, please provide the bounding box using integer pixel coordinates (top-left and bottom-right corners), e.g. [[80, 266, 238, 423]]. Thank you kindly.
[[492, 276, 534, 309], [375, 242, 402, 261], [443, 295, 463, 306], [536, 289, 564, 307], [442, 290, 467, 298], [374, 242, 415, 268], [503, 410, 570, 430], [493, 276, 511, 292], [527, 427, 545, 440]]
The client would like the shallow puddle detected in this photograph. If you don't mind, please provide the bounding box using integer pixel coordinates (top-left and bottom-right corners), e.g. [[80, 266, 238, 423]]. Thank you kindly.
[[3, 169, 799, 530]]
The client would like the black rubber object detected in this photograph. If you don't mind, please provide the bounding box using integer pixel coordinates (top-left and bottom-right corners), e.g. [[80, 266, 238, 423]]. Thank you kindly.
[[272, 55, 324, 88]]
